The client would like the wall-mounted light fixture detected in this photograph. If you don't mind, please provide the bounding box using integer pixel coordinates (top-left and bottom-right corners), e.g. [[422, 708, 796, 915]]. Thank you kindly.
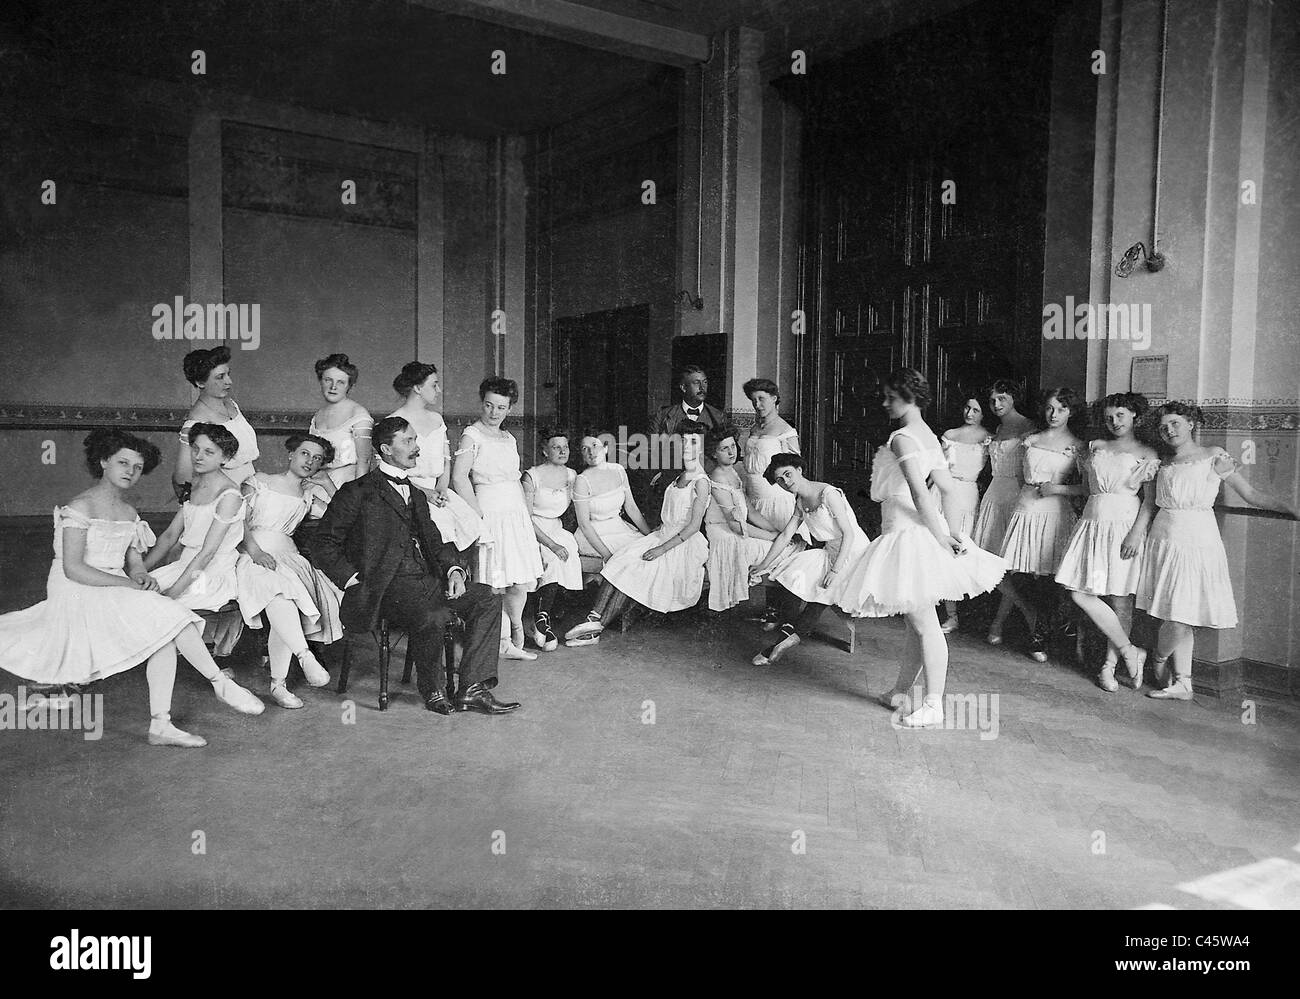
[[1114, 241, 1166, 278], [1114, 0, 1171, 279]]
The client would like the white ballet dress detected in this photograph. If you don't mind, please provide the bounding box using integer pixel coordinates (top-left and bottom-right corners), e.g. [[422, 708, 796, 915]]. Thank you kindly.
[[238, 478, 343, 643], [768, 485, 870, 607], [837, 427, 1007, 616], [395, 412, 483, 552], [999, 438, 1080, 576], [1054, 443, 1159, 596], [600, 472, 710, 612], [743, 432, 808, 538], [704, 477, 772, 612], [0, 507, 203, 685], [460, 425, 543, 589], [151, 489, 320, 633], [1135, 456, 1238, 629], [573, 464, 645, 559], [970, 436, 1024, 553], [180, 401, 259, 485], [940, 433, 987, 536], [526, 464, 583, 591], [308, 409, 374, 488]]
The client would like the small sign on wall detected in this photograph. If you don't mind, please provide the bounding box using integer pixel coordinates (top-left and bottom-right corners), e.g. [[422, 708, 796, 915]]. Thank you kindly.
[[1132, 354, 1168, 402]]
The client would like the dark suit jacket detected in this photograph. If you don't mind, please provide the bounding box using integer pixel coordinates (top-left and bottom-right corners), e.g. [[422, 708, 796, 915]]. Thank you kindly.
[[312, 469, 469, 632], [650, 400, 729, 438]]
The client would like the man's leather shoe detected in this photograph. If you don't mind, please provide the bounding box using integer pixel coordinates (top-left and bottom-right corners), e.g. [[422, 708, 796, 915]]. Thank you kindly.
[[457, 682, 519, 714], [424, 690, 455, 715]]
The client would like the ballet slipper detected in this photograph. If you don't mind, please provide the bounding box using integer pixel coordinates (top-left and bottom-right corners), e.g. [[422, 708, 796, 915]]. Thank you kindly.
[[502, 641, 537, 661], [900, 702, 944, 729], [148, 721, 207, 748], [940, 614, 960, 634], [211, 674, 265, 715], [1147, 676, 1193, 700], [752, 630, 799, 666], [1120, 643, 1146, 690], [269, 681, 304, 709], [1097, 664, 1119, 693], [297, 649, 331, 687]]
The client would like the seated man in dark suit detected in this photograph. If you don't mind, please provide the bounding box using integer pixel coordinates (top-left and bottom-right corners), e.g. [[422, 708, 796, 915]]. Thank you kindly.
[[312, 416, 518, 716]]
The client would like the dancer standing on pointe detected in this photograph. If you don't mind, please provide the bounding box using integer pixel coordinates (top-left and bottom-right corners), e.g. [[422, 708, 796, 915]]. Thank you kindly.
[[1053, 393, 1158, 691], [972, 379, 1036, 646], [387, 361, 483, 552], [938, 395, 991, 634], [1136, 402, 1298, 701], [704, 427, 777, 612], [564, 424, 710, 644], [836, 369, 1008, 728], [522, 428, 583, 651], [451, 377, 544, 661], [0, 429, 264, 747]]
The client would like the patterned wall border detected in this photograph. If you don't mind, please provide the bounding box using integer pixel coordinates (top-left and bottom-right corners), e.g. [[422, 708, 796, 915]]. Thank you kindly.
[[0, 403, 316, 433], [4, 401, 1292, 438], [1199, 406, 1299, 434]]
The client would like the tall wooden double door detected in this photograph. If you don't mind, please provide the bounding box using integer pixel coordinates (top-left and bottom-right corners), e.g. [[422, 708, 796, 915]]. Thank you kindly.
[[792, 0, 1055, 533]]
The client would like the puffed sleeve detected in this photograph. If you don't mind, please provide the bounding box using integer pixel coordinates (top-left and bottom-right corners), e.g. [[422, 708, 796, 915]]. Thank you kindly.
[[55, 506, 93, 531], [129, 518, 158, 553]]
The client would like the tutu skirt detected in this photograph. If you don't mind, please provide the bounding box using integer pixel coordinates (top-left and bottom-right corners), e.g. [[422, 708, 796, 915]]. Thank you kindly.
[[836, 502, 1007, 617]]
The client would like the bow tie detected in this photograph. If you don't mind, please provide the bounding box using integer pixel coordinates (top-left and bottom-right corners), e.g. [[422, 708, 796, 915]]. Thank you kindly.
[[685, 406, 702, 417], [381, 472, 410, 486]]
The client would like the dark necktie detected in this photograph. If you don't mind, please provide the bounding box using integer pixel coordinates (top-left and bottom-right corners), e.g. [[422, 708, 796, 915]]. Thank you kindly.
[[381, 472, 414, 511]]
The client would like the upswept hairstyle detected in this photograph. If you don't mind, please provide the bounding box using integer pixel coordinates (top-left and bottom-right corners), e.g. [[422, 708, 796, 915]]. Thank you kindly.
[[285, 433, 336, 466], [393, 361, 437, 396], [187, 422, 240, 460], [743, 377, 780, 405], [316, 353, 359, 388], [764, 452, 805, 485], [84, 428, 161, 478], [182, 346, 231, 388], [885, 367, 932, 410], [480, 377, 519, 404]]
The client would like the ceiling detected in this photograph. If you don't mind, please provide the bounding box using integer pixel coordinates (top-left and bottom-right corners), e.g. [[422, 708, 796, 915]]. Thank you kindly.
[[0, 0, 674, 136], [0, 0, 990, 136]]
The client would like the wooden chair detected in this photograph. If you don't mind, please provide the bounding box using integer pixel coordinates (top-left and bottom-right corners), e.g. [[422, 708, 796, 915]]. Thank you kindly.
[[338, 616, 459, 711]]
